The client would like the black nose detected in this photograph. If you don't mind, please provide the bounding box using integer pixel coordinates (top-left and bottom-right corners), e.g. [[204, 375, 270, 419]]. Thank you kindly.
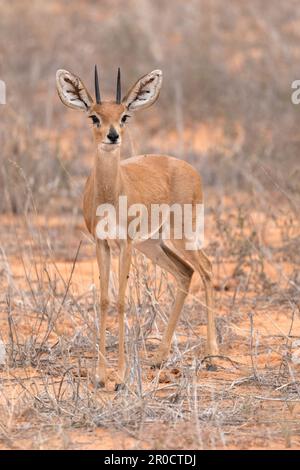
[[107, 126, 119, 143]]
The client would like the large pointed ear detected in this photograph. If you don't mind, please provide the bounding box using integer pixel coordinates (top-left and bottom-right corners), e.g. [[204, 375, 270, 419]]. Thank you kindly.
[[122, 70, 163, 112], [56, 69, 93, 111]]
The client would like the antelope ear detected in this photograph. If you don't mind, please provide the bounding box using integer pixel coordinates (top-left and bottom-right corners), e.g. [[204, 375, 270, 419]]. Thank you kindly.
[[122, 70, 163, 111], [56, 69, 93, 111]]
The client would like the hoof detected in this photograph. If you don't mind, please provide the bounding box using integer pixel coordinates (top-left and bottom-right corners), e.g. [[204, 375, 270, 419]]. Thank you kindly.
[[151, 363, 164, 370], [206, 363, 218, 372], [114, 382, 125, 391], [94, 377, 106, 389], [151, 357, 166, 369], [201, 353, 220, 372]]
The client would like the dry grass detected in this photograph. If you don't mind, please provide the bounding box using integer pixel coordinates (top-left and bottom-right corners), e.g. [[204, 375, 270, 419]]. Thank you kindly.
[[0, 188, 299, 449]]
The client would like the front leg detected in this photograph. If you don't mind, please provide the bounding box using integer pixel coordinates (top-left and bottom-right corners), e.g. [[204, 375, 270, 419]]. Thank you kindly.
[[95, 239, 111, 387], [115, 241, 132, 390]]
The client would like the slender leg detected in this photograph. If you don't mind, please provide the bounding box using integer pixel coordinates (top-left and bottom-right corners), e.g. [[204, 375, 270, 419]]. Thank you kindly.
[[198, 250, 218, 355], [137, 239, 193, 366], [96, 239, 111, 387], [173, 240, 218, 356], [115, 241, 132, 389]]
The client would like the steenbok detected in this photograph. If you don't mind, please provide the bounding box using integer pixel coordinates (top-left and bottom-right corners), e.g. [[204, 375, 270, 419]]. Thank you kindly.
[[56, 66, 218, 389]]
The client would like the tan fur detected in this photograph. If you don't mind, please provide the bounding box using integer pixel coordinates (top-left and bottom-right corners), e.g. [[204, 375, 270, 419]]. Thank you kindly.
[[56, 70, 218, 389], [83, 153, 203, 236]]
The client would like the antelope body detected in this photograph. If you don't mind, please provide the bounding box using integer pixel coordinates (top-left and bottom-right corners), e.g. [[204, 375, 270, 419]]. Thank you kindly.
[[56, 66, 218, 389]]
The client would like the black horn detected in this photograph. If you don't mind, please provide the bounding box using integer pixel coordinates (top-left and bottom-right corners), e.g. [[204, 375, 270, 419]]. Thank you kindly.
[[94, 65, 101, 104], [116, 67, 121, 104]]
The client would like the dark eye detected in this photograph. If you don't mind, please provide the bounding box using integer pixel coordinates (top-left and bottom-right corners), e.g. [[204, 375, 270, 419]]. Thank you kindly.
[[89, 115, 100, 127], [121, 114, 131, 124]]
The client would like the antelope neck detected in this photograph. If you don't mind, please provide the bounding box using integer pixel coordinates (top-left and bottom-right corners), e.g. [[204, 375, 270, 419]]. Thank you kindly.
[[94, 144, 122, 204]]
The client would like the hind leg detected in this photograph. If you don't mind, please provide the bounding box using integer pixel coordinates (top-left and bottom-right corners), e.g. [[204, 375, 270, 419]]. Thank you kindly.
[[137, 239, 194, 366], [173, 240, 218, 356]]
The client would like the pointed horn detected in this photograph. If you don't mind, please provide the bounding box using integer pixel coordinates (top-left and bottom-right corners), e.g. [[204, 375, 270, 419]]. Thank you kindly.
[[116, 67, 121, 104], [94, 65, 101, 104]]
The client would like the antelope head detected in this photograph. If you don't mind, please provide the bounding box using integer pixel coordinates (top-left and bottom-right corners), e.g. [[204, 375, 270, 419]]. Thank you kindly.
[[56, 66, 163, 151]]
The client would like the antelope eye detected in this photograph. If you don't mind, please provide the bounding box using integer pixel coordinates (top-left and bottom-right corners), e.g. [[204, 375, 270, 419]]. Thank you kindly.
[[89, 115, 100, 126], [121, 114, 130, 124]]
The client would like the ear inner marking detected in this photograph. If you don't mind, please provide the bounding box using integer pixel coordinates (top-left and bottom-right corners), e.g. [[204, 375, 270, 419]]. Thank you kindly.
[[63, 76, 89, 109], [124, 71, 162, 111]]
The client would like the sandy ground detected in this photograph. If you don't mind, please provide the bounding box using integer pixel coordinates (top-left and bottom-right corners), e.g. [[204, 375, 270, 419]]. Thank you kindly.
[[0, 207, 299, 450]]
